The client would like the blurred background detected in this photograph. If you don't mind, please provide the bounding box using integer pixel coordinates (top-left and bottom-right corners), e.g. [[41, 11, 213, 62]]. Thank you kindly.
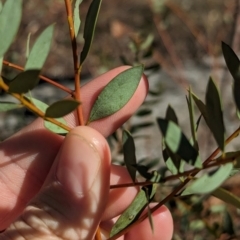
[[1, 0, 240, 239]]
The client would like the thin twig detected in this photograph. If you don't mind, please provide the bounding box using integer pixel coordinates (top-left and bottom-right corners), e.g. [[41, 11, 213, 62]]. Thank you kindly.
[[3, 60, 73, 95], [64, 0, 84, 125], [0, 77, 72, 132]]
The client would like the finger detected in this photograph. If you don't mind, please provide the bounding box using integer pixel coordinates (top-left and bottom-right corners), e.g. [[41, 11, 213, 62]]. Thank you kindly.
[[102, 165, 139, 221], [100, 205, 173, 240], [0, 66, 148, 230], [1, 126, 111, 240], [124, 205, 173, 240]]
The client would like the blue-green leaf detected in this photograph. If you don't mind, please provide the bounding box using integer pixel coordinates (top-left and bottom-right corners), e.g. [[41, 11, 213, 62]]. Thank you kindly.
[[31, 98, 68, 134], [157, 118, 202, 168], [88, 65, 144, 122], [45, 99, 80, 118], [80, 0, 102, 65], [122, 129, 137, 182], [205, 77, 225, 151], [8, 69, 40, 93], [0, 101, 23, 111], [0, 0, 22, 57], [25, 24, 54, 70], [181, 163, 233, 196], [110, 171, 160, 237], [73, 0, 83, 36]]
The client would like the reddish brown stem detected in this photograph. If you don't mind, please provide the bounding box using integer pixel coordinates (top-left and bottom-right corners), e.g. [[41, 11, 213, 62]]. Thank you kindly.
[[64, 0, 84, 125], [3, 60, 73, 95]]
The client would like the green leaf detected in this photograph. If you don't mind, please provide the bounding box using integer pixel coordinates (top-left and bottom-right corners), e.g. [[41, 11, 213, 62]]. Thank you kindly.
[[25, 32, 31, 59], [31, 98, 68, 134], [165, 105, 178, 124], [73, 0, 83, 36], [122, 129, 137, 182], [0, 56, 3, 73], [80, 0, 102, 65], [162, 145, 185, 181], [222, 42, 240, 112], [25, 24, 54, 70], [110, 172, 160, 237], [110, 189, 147, 237], [205, 77, 225, 151], [0, 0, 22, 57], [222, 42, 240, 81], [8, 69, 40, 93], [212, 187, 240, 209], [157, 118, 202, 168], [181, 163, 233, 196], [45, 99, 80, 118], [0, 101, 23, 111], [162, 145, 181, 173], [187, 87, 197, 148], [233, 79, 240, 113], [88, 65, 144, 122]]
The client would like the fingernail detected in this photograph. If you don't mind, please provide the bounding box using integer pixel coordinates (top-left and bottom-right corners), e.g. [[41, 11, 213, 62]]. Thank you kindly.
[[56, 132, 101, 198]]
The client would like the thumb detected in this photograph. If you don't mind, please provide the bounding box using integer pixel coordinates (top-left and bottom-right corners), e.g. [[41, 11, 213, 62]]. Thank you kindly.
[[3, 126, 111, 240]]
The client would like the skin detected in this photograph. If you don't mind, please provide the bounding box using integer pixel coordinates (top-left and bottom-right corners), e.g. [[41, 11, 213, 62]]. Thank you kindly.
[[0, 66, 173, 240]]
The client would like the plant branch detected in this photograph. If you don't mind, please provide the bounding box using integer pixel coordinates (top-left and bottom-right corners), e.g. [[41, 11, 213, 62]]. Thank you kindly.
[[0, 77, 71, 132], [64, 0, 84, 125], [3, 60, 73, 95], [108, 126, 240, 239]]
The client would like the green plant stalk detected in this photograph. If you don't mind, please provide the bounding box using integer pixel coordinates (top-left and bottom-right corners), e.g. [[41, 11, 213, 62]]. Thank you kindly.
[[0, 77, 71, 132], [64, 0, 84, 126], [3, 60, 73, 95]]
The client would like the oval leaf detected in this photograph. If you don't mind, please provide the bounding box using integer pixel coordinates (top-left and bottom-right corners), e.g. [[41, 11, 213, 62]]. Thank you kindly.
[[122, 129, 137, 182], [45, 99, 80, 118], [0, 102, 23, 111], [0, 0, 22, 57], [88, 65, 144, 122], [31, 98, 68, 134], [181, 163, 233, 196], [25, 24, 54, 70], [8, 69, 40, 93], [205, 77, 225, 151], [157, 118, 202, 168], [80, 0, 102, 65]]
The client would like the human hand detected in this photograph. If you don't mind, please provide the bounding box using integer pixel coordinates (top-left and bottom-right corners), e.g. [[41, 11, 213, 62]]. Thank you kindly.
[[0, 67, 173, 240]]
